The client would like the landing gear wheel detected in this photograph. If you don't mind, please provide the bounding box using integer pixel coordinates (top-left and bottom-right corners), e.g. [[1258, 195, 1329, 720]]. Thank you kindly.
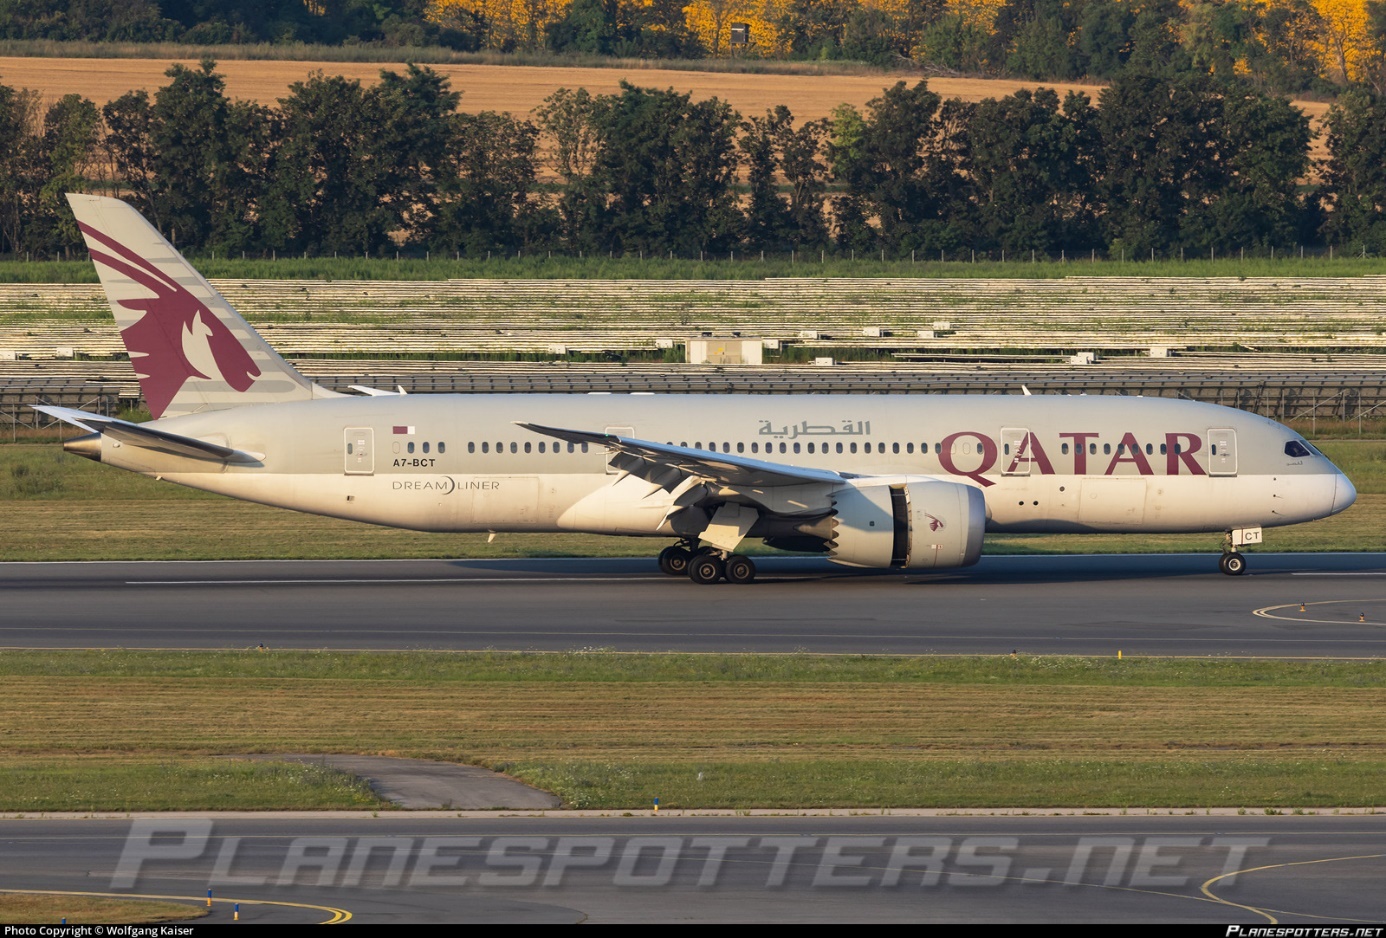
[[724, 554, 756, 584], [658, 545, 691, 577], [688, 553, 725, 585], [1219, 552, 1248, 576]]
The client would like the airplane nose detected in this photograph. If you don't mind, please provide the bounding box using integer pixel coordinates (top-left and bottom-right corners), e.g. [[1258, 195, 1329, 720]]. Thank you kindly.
[[1331, 473, 1357, 516]]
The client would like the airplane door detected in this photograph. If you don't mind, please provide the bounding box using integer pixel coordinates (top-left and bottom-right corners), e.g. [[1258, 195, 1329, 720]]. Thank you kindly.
[[1000, 427, 1031, 476], [1208, 428, 1238, 476], [344, 427, 374, 475]]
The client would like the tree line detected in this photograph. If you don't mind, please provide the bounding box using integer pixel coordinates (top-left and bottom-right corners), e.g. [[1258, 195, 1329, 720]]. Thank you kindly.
[[2, 59, 1385, 260]]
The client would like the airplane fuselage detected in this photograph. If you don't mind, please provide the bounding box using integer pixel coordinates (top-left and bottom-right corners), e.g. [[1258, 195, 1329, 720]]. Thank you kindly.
[[86, 393, 1353, 539]]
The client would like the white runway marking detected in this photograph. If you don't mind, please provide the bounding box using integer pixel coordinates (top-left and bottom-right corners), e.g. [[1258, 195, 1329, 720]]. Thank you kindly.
[[1253, 599, 1386, 626]]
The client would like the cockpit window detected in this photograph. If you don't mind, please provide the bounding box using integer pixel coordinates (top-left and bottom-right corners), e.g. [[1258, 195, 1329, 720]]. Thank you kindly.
[[1284, 440, 1313, 458]]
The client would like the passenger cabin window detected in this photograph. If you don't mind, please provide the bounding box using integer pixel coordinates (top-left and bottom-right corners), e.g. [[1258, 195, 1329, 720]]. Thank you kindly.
[[1285, 440, 1313, 457]]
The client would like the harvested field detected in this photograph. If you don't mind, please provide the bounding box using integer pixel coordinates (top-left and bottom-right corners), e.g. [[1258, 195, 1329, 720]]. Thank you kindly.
[[0, 56, 1333, 166], [0, 55, 1109, 120]]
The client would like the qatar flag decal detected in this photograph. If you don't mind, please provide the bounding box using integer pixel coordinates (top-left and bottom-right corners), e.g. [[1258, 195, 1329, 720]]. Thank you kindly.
[[393, 425, 415, 435]]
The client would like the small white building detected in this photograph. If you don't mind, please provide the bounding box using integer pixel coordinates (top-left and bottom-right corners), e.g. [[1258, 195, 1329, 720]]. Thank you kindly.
[[687, 337, 765, 365]]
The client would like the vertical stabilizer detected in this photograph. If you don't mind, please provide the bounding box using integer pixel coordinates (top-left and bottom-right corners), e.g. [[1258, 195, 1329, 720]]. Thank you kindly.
[[66, 193, 337, 418]]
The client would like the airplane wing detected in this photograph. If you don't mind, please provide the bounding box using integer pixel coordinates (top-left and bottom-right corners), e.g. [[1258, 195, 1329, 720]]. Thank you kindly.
[[516, 422, 857, 489], [34, 405, 264, 464]]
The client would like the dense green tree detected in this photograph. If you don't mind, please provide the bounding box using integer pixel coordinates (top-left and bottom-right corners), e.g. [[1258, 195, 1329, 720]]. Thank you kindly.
[[0, 84, 39, 255], [374, 64, 462, 236], [775, 0, 853, 57], [739, 106, 829, 251], [1097, 69, 1222, 252], [779, 113, 831, 249], [965, 88, 1100, 252], [101, 91, 159, 218], [0, 0, 176, 41], [582, 83, 742, 255], [147, 59, 240, 248], [260, 73, 391, 254], [991, 0, 1079, 79], [1319, 88, 1386, 251], [1364, 0, 1386, 95], [830, 80, 973, 252], [25, 94, 101, 254], [1123, 0, 1191, 75], [1075, 0, 1134, 78], [1098, 70, 1311, 254], [1256, 0, 1323, 93], [547, 0, 619, 53], [535, 87, 602, 248], [209, 99, 276, 251], [429, 111, 550, 254], [840, 6, 900, 65], [914, 13, 989, 72], [1194, 87, 1312, 249], [259, 64, 458, 254]]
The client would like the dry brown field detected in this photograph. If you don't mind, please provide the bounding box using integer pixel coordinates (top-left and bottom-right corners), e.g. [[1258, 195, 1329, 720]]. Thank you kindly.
[[0, 55, 1332, 163], [0, 55, 1115, 120]]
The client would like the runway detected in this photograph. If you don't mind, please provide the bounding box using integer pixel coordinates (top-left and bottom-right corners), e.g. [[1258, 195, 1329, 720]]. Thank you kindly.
[[3, 553, 1386, 656], [3, 814, 1384, 923]]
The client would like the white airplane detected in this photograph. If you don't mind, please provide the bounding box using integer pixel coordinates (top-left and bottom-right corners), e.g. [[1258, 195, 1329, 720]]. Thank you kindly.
[[38, 194, 1356, 583]]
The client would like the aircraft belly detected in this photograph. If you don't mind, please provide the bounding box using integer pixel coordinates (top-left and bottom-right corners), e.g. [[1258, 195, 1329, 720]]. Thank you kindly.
[[558, 473, 680, 536], [157, 472, 595, 533]]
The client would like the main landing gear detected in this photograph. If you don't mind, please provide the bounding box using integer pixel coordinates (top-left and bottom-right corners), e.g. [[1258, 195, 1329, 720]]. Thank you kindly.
[[658, 542, 757, 584]]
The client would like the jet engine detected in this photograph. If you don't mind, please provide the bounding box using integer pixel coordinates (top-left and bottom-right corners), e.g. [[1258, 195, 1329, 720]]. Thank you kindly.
[[826, 478, 985, 569]]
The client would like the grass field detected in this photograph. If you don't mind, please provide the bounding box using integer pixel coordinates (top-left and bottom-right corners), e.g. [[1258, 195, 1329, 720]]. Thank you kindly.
[[0, 894, 205, 925], [2, 651, 1384, 810], [1, 441, 1382, 560]]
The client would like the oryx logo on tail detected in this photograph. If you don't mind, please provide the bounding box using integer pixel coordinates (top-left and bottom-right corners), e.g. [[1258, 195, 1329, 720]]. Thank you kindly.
[[76, 221, 261, 418]]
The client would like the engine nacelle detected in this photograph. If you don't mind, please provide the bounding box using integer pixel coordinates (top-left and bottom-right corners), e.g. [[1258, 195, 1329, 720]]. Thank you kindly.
[[827, 478, 985, 569]]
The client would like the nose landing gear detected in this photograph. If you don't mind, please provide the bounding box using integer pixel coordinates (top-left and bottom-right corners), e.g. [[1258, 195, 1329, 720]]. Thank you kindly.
[[1219, 552, 1247, 576], [1219, 528, 1259, 576]]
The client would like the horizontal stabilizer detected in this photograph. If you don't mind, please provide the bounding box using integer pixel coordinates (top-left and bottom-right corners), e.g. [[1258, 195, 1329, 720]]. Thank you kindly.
[[34, 405, 263, 464]]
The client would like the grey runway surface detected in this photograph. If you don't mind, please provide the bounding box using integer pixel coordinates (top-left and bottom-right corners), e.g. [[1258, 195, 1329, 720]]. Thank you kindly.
[[3, 815, 1383, 923], [3, 553, 1386, 656]]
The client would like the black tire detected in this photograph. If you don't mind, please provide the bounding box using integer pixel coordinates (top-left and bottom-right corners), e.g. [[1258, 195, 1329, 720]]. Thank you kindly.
[[724, 555, 756, 584], [1220, 552, 1248, 576], [688, 554, 724, 584], [658, 546, 691, 576]]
